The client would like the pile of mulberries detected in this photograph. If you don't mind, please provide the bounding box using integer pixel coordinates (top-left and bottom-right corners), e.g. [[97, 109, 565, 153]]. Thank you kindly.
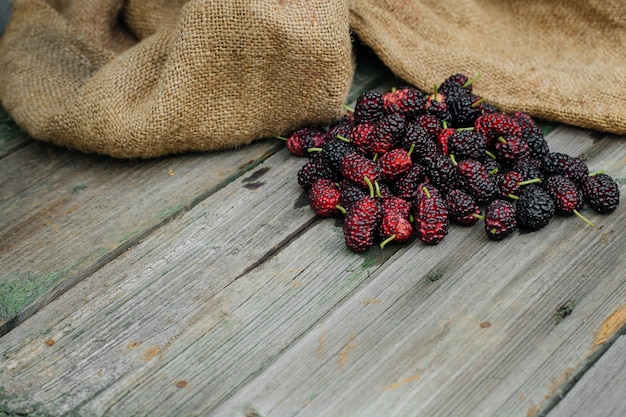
[[279, 73, 620, 252]]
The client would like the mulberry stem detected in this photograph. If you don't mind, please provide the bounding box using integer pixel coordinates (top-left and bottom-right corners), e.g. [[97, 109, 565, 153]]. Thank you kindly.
[[573, 209, 595, 228], [463, 72, 482, 88], [364, 176, 374, 198], [517, 178, 542, 186], [380, 234, 397, 249], [471, 97, 486, 108]]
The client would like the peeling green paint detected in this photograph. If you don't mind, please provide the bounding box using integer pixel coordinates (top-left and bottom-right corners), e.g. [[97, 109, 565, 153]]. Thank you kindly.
[[540, 122, 557, 137], [426, 268, 445, 282], [346, 256, 379, 284], [0, 279, 42, 319], [155, 202, 183, 219], [0, 262, 73, 319], [117, 229, 140, 244], [0, 248, 111, 322], [68, 183, 88, 194], [0, 386, 56, 417]]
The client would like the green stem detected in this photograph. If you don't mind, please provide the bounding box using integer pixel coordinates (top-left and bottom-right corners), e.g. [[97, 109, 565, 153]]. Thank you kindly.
[[517, 178, 542, 186], [573, 209, 595, 228], [336, 134, 350, 143], [364, 176, 374, 198], [336, 205, 347, 215], [449, 154, 458, 166], [507, 193, 520, 200], [498, 136, 507, 144], [485, 150, 497, 160], [380, 234, 397, 249], [489, 168, 500, 175], [407, 143, 415, 157], [275, 135, 288, 141], [463, 72, 482, 88], [343, 104, 354, 112], [374, 180, 382, 198], [422, 186, 431, 199], [471, 97, 486, 108]]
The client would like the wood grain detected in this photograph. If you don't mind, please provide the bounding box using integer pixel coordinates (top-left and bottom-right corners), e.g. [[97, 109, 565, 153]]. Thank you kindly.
[[0, 139, 281, 333], [0, 39, 389, 335], [548, 335, 626, 417], [0, 125, 624, 417], [0, 106, 30, 157]]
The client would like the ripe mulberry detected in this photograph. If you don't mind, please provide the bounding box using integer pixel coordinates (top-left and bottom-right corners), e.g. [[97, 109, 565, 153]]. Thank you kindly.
[[382, 87, 426, 120], [454, 158, 498, 203], [447, 189, 481, 226], [484, 199, 516, 240], [413, 183, 449, 245], [354, 90, 386, 125], [308, 179, 343, 217], [542, 152, 589, 185], [340, 153, 380, 189], [581, 173, 620, 214], [343, 196, 383, 252], [516, 185, 555, 230]]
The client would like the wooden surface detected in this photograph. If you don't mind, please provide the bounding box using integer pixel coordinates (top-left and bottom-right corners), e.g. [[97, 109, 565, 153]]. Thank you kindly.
[[549, 334, 626, 417], [0, 0, 8, 36], [1, 47, 625, 417]]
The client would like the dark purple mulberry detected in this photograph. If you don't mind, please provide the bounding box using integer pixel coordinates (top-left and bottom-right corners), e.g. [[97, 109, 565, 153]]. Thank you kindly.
[[447, 189, 481, 226], [542, 152, 589, 185], [581, 173, 620, 214], [516, 185, 555, 230], [354, 90, 386, 125], [484, 199, 516, 240]]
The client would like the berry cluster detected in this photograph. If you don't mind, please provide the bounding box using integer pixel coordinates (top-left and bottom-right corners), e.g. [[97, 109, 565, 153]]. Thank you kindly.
[[279, 74, 620, 252]]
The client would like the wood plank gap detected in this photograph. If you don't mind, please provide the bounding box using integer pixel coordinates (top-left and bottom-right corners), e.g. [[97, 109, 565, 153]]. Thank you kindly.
[[0, 108, 31, 159], [234, 216, 321, 280], [0, 211, 183, 337], [0, 144, 282, 338], [536, 318, 626, 417]]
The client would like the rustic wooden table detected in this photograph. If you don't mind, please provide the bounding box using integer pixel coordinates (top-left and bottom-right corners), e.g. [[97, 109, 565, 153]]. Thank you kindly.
[[0, 44, 625, 417]]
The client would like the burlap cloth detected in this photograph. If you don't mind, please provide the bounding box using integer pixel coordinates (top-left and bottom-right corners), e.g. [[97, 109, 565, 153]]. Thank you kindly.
[[0, 0, 624, 158]]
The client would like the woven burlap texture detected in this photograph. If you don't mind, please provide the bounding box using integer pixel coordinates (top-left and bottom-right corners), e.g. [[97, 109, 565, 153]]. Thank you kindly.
[[0, 0, 353, 158], [350, 0, 626, 135], [1, 1, 625, 159]]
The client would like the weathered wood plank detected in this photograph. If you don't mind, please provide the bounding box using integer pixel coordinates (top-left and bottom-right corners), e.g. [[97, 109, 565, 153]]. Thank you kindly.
[[208, 131, 626, 417], [0, 41, 391, 335], [547, 334, 626, 417], [0, 106, 30, 158], [0, 0, 9, 35], [0, 139, 282, 333], [0, 149, 335, 415], [0, 126, 624, 416]]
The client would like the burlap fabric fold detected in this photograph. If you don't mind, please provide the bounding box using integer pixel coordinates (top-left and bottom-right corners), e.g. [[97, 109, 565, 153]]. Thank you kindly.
[[349, 0, 626, 135], [0, 0, 353, 158], [1, 0, 625, 159]]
